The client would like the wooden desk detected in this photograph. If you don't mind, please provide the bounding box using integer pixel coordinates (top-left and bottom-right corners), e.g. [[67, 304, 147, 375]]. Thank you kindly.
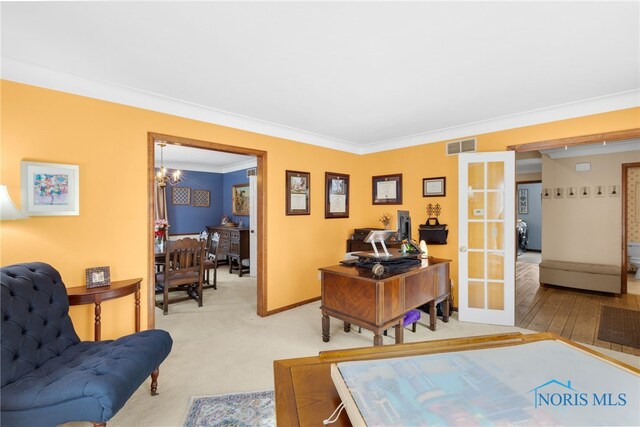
[[273, 332, 640, 426], [67, 278, 142, 341], [320, 257, 450, 346]]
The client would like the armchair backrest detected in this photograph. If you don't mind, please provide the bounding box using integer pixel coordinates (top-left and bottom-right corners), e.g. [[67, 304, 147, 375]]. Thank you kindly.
[[1, 262, 80, 387], [163, 238, 206, 286]]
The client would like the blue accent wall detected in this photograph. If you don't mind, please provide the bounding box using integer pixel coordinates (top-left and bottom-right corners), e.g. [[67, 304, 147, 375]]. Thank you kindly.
[[517, 182, 542, 250], [222, 169, 251, 224], [167, 170, 223, 235]]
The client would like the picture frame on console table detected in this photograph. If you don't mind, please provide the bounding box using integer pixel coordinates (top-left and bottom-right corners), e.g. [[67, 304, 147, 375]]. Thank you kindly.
[[21, 161, 80, 216], [286, 170, 310, 215], [372, 173, 402, 205], [85, 266, 111, 288], [325, 172, 349, 219]]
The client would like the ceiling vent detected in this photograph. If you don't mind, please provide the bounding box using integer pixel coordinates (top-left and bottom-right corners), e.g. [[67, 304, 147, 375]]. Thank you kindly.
[[446, 138, 477, 155], [246, 167, 257, 177]]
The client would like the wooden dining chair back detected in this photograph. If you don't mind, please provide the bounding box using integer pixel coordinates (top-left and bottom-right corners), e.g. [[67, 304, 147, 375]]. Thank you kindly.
[[155, 237, 205, 315], [203, 232, 220, 290]]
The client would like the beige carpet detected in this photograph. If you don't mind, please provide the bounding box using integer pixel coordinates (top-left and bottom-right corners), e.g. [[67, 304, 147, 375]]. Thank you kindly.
[[65, 269, 639, 426]]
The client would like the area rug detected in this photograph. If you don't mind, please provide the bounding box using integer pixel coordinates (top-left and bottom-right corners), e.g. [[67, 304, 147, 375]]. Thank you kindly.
[[183, 390, 275, 427], [597, 306, 640, 349]]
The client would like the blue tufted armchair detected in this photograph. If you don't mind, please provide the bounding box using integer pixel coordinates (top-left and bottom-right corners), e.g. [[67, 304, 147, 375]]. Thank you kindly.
[[1, 262, 173, 427]]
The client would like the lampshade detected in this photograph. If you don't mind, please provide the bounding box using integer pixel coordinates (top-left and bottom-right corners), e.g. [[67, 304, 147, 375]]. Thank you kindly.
[[0, 185, 28, 220]]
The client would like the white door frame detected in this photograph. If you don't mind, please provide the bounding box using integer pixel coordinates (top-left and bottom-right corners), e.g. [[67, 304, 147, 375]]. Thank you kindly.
[[458, 151, 516, 326]]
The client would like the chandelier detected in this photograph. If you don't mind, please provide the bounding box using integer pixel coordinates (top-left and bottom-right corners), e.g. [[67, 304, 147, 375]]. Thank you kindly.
[[155, 142, 182, 187]]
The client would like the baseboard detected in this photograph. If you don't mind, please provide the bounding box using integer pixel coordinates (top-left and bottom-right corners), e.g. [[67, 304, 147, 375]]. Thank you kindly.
[[264, 296, 321, 316]]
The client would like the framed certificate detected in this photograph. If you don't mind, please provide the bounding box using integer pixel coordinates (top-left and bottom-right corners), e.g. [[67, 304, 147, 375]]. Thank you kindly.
[[423, 176, 446, 197], [286, 170, 310, 215], [372, 174, 403, 205], [325, 172, 349, 219]]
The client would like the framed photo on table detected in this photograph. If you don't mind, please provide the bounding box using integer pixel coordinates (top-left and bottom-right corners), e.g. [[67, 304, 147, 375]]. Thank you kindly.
[[85, 266, 111, 288], [286, 170, 310, 215], [372, 174, 402, 205], [21, 161, 80, 216], [423, 177, 446, 197], [325, 172, 349, 219]]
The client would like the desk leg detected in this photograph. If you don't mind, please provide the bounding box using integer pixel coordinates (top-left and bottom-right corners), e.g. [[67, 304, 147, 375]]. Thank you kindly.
[[395, 322, 404, 344], [429, 301, 436, 331], [135, 288, 141, 332], [94, 302, 102, 341], [322, 314, 330, 342], [443, 295, 450, 323], [343, 322, 351, 333], [373, 333, 383, 346]]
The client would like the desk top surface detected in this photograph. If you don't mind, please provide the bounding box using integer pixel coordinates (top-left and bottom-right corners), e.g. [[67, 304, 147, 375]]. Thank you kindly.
[[320, 257, 450, 281], [67, 278, 142, 297]]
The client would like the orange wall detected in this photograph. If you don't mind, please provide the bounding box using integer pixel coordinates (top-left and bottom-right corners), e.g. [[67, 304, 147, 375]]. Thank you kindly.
[[1, 80, 638, 339], [360, 107, 640, 304]]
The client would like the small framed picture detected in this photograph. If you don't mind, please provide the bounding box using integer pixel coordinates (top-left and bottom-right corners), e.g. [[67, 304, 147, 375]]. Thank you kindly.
[[325, 172, 349, 219], [566, 187, 577, 199], [21, 161, 80, 216], [193, 189, 210, 207], [594, 185, 606, 198], [85, 266, 111, 288], [232, 183, 250, 215], [580, 186, 591, 198], [423, 177, 446, 197], [542, 188, 552, 199], [554, 187, 564, 199], [609, 185, 620, 197], [372, 174, 403, 205], [172, 187, 191, 205], [286, 170, 310, 215]]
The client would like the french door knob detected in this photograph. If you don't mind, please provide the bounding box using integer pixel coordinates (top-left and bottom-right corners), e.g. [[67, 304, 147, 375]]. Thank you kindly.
[[250, 229, 255, 233]]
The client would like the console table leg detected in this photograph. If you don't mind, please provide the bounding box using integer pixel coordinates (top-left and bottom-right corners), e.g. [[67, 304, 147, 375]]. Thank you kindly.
[[135, 288, 141, 332], [429, 301, 436, 331], [343, 321, 351, 333], [394, 322, 404, 344], [373, 333, 383, 346], [322, 314, 330, 342], [94, 302, 102, 341]]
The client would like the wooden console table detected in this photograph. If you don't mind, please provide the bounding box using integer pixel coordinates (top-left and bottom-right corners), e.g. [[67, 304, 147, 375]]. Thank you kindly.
[[67, 278, 142, 341], [320, 257, 450, 346]]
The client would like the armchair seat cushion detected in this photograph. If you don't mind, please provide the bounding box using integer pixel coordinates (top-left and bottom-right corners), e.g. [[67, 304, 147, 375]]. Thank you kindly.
[[2, 330, 172, 425]]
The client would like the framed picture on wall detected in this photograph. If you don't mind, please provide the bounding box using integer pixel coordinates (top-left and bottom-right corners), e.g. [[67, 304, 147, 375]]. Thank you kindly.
[[372, 174, 402, 205], [286, 170, 310, 215], [518, 189, 528, 214], [594, 185, 606, 198], [232, 183, 250, 215], [423, 177, 446, 197], [172, 187, 190, 205], [567, 187, 577, 199], [21, 161, 80, 216], [325, 172, 349, 219], [193, 189, 210, 207]]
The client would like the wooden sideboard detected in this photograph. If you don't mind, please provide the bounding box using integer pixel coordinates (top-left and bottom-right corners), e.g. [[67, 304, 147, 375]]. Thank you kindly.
[[206, 225, 250, 276], [319, 257, 451, 346]]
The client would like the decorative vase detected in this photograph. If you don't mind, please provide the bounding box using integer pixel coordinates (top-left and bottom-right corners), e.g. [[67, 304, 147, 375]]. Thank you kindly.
[[155, 236, 165, 252]]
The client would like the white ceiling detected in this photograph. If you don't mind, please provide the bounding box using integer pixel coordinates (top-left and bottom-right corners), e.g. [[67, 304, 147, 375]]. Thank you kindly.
[[2, 1, 639, 156], [155, 143, 256, 173]]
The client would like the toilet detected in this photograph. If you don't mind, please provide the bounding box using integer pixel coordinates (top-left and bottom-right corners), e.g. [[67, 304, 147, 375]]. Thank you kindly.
[[628, 242, 640, 279]]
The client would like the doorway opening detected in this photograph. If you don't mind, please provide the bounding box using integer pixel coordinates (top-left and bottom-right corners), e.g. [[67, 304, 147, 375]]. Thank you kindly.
[[622, 162, 640, 295], [147, 132, 267, 329]]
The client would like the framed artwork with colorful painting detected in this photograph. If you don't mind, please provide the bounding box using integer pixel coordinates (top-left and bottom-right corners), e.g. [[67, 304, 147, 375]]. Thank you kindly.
[[232, 183, 250, 215], [21, 161, 80, 216]]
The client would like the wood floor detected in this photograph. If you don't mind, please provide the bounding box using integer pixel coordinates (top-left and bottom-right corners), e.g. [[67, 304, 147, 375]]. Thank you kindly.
[[516, 261, 640, 356]]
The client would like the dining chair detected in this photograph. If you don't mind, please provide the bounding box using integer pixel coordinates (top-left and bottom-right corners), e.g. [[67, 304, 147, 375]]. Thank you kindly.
[[203, 232, 220, 290], [155, 237, 205, 315]]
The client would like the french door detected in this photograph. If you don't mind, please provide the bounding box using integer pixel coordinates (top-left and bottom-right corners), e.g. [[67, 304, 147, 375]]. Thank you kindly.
[[458, 151, 515, 325]]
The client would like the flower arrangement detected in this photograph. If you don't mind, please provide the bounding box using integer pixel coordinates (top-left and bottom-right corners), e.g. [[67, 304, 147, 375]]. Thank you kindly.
[[154, 219, 169, 238], [379, 213, 391, 229]]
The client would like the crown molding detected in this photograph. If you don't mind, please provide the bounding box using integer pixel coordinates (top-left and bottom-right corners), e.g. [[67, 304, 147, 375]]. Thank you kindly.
[[162, 159, 257, 174], [2, 56, 638, 156], [357, 90, 640, 154], [0, 56, 358, 153], [541, 139, 640, 159]]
